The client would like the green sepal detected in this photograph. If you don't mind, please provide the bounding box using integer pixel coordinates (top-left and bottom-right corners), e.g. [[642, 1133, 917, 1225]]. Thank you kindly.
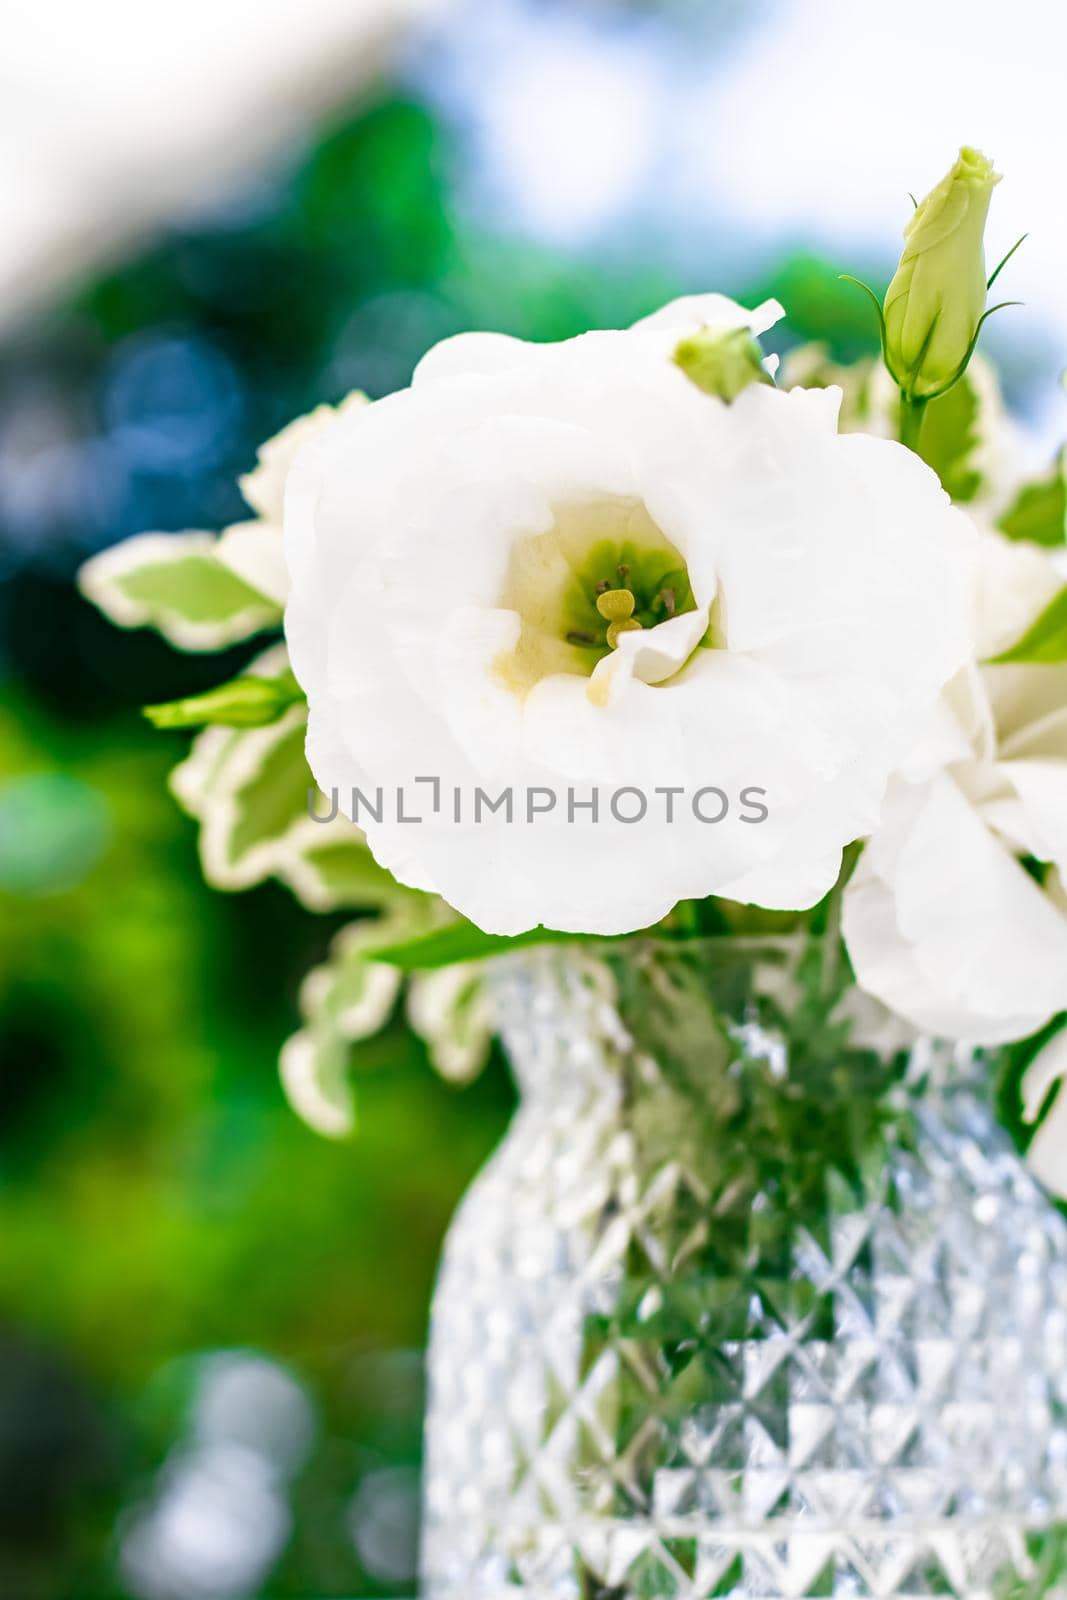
[[914, 373, 983, 501], [987, 232, 1027, 292], [838, 274, 900, 385], [904, 299, 1020, 407], [144, 670, 305, 729], [991, 585, 1067, 665]]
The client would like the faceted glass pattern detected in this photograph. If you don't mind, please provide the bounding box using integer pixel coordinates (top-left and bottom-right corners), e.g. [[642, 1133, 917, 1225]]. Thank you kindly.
[[420, 941, 1067, 1599]]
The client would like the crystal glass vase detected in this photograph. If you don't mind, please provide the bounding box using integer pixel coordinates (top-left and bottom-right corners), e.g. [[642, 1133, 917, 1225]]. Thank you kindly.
[[420, 938, 1067, 1599]]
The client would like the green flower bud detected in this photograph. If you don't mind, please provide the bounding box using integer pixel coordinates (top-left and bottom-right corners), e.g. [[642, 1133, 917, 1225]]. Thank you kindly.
[[673, 325, 773, 402], [143, 669, 304, 729], [884, 146, 1000, 400]]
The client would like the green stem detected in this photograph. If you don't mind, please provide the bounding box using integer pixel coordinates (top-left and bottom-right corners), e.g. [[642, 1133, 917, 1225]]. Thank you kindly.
[[820, 841, 862, 1001], [899, 394, 928, 453]]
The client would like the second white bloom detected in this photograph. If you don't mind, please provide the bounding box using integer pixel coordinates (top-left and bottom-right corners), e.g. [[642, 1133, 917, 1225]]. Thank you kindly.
[[843, 532, 1067, 1045]]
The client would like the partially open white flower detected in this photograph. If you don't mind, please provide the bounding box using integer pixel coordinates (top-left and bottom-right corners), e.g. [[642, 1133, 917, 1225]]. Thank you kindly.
[[220, 393, 369, 604], [284, 295, 975, 936], [240, 394, 369, 528], [844, 534, 1067, 1044]]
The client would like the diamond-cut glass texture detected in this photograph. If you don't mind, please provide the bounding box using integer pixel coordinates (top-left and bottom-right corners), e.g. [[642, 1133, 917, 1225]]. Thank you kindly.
[[421, 943, 1067, 1599]]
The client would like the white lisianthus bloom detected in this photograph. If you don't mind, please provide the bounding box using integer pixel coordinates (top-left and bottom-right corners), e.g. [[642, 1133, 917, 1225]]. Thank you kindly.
[[283, 295, 975, 937], [843, 532, 1067, 1044]]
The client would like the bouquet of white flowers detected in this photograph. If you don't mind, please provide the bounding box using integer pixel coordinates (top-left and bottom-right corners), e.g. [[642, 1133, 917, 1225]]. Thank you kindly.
[[80, 146, 1067, 1188]]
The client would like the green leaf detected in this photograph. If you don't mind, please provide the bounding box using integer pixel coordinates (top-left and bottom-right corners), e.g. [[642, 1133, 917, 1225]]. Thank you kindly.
[[279, 837, 407, 912], [279, 902, 446, 1138], [914, 371, 984, 502], [78, 531, 283, 650], [225, 715, 313, 860], [169, 676, 413, 910], [144, 670, 305, 729], [119, 557, 265, 623], [992, 585, 1067, 664], [171, 702, 316, 890], [406, 964, 494, 1083], [374, 908, 773, 971], [279, 1027, 359, 1139], [998, 452, 1067, 548], [375, 919, 595, 972]]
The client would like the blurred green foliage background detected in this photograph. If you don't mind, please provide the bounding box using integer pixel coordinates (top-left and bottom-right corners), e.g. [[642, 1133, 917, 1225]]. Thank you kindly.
[[0, 63, 1015, 1598], [0, 88, 708, 1598]]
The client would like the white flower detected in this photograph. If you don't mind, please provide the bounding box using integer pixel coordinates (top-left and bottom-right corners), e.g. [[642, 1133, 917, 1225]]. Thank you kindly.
[[843, 534, 1067, 1044], [284, 295, 975, 936]]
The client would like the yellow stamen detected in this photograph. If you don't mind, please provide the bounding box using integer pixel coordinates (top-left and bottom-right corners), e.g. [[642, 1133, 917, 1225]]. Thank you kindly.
[[606, 617, 643, 649], [596, 588, 636, 622]]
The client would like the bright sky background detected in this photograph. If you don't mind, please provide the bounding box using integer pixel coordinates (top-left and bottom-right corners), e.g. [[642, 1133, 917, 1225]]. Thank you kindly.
[[420, 0, 1057, 275], [0, 0, 442, 320], [689, 0, 1060, 315], [5, 0, 1066, 433], [410, 0, 1067, 433]]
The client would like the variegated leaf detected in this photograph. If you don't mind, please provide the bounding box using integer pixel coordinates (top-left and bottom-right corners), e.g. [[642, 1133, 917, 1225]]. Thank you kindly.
[[79, 530, 282, 650]]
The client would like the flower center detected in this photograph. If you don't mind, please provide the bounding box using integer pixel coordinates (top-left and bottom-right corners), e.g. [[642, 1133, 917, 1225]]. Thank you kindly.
[[493, 498, 703, 696]]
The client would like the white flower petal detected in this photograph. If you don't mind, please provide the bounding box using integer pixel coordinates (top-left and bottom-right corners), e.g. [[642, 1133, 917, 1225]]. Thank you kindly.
[[216, 520, 291, 606], [994, 758, 1067, 873], [241, 392, 367, 523], [412, 331, 536, 387], [285, 294, 975, 936], [843, 773, 1067, 1044], [632, 293, 784, 339], [591, 607, 710, 695]]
